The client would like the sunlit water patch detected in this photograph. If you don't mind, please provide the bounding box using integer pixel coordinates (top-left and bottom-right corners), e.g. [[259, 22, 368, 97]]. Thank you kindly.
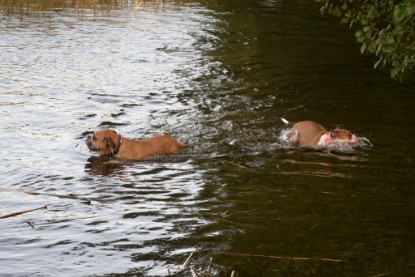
[[0, 5, 231, 276]]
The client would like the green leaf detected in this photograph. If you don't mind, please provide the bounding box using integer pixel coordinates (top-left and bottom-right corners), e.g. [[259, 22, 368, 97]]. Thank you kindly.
[[374, 59, 382, 69], [386, 37, 395, 45], [391, 66, 400, 78], [355, 31, 365, 43], [394, 5, 405, 22], [368, 6, 374, 17], [368, 42, 377, 53], [361, 43, 367, 54], [376, 45, 382, 56], [382, 44, 396, 53], [405, 6, 415, 16]]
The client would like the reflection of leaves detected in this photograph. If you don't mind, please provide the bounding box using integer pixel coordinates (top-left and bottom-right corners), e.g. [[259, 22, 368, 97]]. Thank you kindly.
[[317, 0, 415, 81]]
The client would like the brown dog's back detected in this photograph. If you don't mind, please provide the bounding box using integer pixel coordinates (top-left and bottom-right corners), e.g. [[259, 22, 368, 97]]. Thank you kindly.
[[141, 136, 185, 154], [117, 135, 186, 160]]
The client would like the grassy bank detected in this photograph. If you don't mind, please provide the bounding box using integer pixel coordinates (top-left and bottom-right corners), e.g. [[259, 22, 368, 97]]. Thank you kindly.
[[0, 0, 165, 15]]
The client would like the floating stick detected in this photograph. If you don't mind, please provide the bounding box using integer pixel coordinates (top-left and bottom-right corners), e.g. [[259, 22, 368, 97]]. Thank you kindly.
[[228, 161, 248, 169], [0, 205, 47, 219], [190, 267, 200, 277], [0, 187, 97, 203], [224, 252, 343, 263], [182, 252, 194, 269], [206, 257, 212, 272], [0, 187, 74, 198]]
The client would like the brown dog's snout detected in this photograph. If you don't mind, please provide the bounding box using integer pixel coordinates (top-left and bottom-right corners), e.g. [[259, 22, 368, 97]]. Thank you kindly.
[[86, 135, 97, 151]]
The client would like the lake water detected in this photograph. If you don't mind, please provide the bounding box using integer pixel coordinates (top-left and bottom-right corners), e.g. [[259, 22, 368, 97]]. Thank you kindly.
[[1, 1, 414, 276]]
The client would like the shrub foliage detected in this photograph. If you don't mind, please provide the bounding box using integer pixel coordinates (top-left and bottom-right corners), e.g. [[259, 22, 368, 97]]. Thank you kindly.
[[317, 0, 415, 80]]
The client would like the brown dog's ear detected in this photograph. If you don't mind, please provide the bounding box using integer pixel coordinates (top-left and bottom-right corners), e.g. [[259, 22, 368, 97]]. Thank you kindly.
[[330, 130, 339, 138], [104, 137, 116, 148]]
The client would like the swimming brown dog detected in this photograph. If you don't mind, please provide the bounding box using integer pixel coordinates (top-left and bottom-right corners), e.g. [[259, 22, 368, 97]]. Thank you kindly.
[[282, 119, 360, 147], [86, 129, 187, 160]]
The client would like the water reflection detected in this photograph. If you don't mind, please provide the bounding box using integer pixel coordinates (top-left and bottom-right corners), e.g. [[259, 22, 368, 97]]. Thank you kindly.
[[85, 156, 123, 176]]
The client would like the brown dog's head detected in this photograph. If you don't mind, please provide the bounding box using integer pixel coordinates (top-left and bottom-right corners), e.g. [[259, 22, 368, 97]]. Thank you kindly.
[[86, 129, 120, 156], [330, 127, 360, 146]]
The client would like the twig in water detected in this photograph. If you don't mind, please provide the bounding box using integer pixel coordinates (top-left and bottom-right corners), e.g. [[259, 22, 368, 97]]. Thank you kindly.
[[0, 187, 71, 198], [190, 267, 200, 277], [369, 273, 391, 277], [197, 154, 227, 160], [229, 159, 248, 169], [224, 252, 343, 263], [227, 208, 259, 217], [35, 216, 97, 226], [0, 205, 47, 219], [24, 219, 35, 229], [1, 204, 36, 228], [309, 223, 320, 231], [182, 252, 194, 269], [0, 187, 97, 203], [206, 257, 212, 272]]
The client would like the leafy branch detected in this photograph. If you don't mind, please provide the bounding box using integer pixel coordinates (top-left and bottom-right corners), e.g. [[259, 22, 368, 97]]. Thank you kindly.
[[316, 0, 415, 81]]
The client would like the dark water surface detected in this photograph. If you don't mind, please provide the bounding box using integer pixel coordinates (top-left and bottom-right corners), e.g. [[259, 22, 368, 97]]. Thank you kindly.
[[1, 1, 414, 276]]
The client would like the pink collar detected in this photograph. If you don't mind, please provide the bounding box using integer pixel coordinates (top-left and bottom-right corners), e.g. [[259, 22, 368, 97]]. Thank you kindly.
[[325, 132, 334, 145]]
